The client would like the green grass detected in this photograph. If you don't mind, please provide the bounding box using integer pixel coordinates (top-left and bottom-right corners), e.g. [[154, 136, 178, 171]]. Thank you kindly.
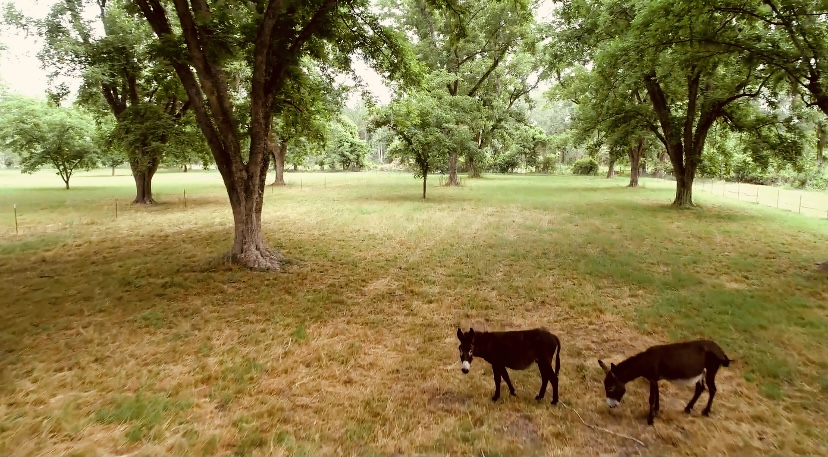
[[0, 167, 827, 455]]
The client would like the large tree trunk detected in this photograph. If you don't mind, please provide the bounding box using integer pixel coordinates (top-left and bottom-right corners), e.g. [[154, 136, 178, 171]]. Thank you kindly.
[[271, 141, 286, 186], [673, 172, 694, 207], [112, 165, 116, 176], [446, 152, 459, 186], [818, 122, 826, 168], [628, 137, 643, 187], [183, 164, 188, 172], [227, 157, 282, 270], [130, 158, 158, 204], [606, 158, 616, 178], [422, 171, 427, 199]]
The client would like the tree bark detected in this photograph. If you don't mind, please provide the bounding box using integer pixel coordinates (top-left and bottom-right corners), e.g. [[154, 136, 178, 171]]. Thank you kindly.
[[228, 155, 282, 270], [673, 172, 694, 207], [628, 137, 643, 187], [130, 158, 158, 204], [112, 165, 116, 176], [422, 171, 427, 199], [271, 141, 286, 186], [606, 158, 616, 178], [446, 151, 460, 186]]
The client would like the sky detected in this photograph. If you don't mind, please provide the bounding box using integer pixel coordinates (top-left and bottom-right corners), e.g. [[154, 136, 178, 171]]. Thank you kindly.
[[0, 0, 394, 105]]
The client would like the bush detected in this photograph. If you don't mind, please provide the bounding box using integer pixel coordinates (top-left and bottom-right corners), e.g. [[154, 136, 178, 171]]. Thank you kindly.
[[538, 154, 557, 173], [571, 157, 599, 175]]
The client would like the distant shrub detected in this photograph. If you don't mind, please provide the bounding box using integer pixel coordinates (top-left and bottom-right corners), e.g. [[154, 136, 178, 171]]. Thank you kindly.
[[571, 157, 599, 175], [538, 154, 557, 173]]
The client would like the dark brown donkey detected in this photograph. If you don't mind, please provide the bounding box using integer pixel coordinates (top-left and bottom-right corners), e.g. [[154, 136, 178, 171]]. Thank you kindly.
[[456, 327, 561, 404], [598, 339, 732, 425]]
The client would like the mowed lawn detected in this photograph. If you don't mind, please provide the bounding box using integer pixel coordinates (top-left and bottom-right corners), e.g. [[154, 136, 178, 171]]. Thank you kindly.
[[1, 168, 827, 456]]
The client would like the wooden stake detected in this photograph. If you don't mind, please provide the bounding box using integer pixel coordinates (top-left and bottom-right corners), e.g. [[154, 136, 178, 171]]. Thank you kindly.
[[799, 195, 803, 214], [776, 188, 780, 208], [184, 189, 188, 210], [14, 204, 18, 235], [115, 199, 118, 219]]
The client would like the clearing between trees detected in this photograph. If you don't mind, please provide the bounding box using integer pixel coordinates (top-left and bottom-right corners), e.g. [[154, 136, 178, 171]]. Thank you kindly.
[[0, 170, 827, 456]]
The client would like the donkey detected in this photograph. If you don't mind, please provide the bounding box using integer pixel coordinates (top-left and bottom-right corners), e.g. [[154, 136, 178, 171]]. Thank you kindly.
[[456, 327, 561, 404], [598, 339, 732, 425]]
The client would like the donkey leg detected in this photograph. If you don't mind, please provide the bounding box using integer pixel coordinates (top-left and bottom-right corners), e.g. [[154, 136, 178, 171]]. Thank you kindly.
[[685, 380, 706, 414], [647, 380, 659, 425], [501, 368, 517, 396], [701, 368, 719, 416], [491, 366, 503, 402], [549, 364, 559, 405], [535, 363, 549, 401]]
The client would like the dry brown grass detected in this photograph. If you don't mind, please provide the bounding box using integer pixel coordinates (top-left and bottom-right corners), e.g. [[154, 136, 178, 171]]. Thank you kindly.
[[1, 170, 827, 456]]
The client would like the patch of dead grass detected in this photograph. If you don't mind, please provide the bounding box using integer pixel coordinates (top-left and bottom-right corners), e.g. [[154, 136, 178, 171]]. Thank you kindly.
[[0, 172, 827, 455]]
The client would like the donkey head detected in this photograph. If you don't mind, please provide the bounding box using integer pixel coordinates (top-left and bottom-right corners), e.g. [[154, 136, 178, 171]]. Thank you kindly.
[[456, 327, 476, 374], [599, 359, 626, 408]]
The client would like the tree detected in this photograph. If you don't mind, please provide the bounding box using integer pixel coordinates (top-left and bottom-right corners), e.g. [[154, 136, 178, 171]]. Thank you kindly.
[[0, 95, 99, 189], [270, 60, 347, 185], [326, 115, 370, 171], [128, 0, 416, 269], [372, 86, 478, 198], [5, 0, 193, 204], [554, 0, 781, 207], [711, 0, 828, 117], [379, 0, 537, 185]]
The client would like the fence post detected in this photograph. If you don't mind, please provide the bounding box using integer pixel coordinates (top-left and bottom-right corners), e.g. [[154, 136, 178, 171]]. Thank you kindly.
[[737, 181, 741, 200], [184, 189, 187, 210], [115, 199, 118, 219], [14, 204, 18, 235], [776, 188, 780, 208], [755, 190, 759, 204], [301, 178, 303, 189], [799, 194, 803, 214]]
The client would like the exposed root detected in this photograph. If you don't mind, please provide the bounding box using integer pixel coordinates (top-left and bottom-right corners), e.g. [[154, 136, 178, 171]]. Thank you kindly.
[[231, 246, 284, 271], [561, 403, 647, 448]]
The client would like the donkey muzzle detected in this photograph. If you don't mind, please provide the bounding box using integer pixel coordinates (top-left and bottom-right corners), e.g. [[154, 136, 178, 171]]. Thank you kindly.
[[461, 360, 470, 374]]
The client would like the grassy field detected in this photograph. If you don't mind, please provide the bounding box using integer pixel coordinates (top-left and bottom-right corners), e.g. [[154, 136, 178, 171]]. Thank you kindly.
[[1, 168, 827, 456]]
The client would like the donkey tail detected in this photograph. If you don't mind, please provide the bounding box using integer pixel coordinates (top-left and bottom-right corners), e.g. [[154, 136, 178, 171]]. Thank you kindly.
[[707, 341, 731, 367], [554, 337, 561, 376]]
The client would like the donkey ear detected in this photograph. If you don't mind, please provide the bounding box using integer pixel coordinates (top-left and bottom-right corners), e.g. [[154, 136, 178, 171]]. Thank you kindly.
[[457, 328, 464, 340], [610, 363, 617, 371], [598, 359, 610, 373], [468, 328, 475, 338]]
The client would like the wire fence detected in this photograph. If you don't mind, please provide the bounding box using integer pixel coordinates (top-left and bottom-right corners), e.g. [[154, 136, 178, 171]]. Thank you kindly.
[[4, 170, 827, 237], [693, 177, 828, 219]]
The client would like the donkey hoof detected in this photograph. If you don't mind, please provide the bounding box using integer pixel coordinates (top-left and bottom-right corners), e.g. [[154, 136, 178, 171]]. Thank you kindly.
[[647, 419, 655, 426], [551, 399, 559, 405], [491, 395, 500, 402], [684, 407, 692, 414], [701, 409, 711, 417], [534, 395, 544, 401], [509, 390, 516, 396]]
